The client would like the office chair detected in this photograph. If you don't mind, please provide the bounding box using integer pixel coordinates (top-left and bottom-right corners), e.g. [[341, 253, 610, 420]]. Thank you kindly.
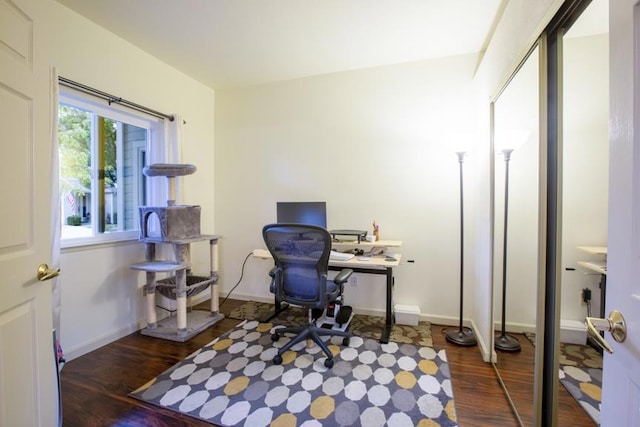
[[262, 223, 353, 368]]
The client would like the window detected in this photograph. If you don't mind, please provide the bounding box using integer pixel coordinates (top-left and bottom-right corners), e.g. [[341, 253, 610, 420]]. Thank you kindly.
[[58, 91, 164, 246]]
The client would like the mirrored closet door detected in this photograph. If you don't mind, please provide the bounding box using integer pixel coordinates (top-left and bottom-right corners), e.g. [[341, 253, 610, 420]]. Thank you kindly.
[[559, 1, 609, 425], [491, 0, 609, 425], [491, 43, 540, 425]]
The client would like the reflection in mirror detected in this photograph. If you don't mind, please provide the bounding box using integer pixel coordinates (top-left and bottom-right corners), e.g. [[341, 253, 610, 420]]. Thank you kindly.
[[491, 1, 609, 425], [494, 130, 532, 353], [491, 44, 539, 424], [559, 0, 608, 424]]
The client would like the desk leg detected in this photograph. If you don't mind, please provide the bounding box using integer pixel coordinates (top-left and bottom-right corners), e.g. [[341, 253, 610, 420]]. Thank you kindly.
[[380, 268, 394, 344], [599, 273, 607, 318], [261, 297, 290, 323], [587, 274, 607, 354], [210, 238, 220, 314]]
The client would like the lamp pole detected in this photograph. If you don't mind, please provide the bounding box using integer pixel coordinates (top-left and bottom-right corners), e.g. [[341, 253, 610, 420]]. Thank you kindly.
[[444, 151, 477, 346], [495, 148, 521, 352]]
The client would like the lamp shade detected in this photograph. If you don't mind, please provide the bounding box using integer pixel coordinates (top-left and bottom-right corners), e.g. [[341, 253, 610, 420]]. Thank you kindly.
[[449, 132, 475, 154], [495, 129, 530, 152]]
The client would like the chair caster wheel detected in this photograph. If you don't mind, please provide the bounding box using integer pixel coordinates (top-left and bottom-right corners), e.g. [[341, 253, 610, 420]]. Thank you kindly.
[[324, 358, 334, 368], [273, 355, 283, 365], [343, 337, 350, 346], [271, 333, 280, 342]]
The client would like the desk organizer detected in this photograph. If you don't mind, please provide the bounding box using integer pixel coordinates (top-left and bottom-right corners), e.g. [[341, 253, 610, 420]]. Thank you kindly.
[[130, 163, 223, 342]]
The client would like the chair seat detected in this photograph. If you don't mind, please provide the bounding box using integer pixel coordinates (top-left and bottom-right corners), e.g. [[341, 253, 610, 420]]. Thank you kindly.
[[279, 279, 340, 301]]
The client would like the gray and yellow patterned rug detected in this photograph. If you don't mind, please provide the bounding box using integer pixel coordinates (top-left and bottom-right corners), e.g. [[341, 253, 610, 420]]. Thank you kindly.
[[525, 332, 602, 425], [558, 343, 602, 425], [228, 300, 433, 348], [131, 320, 457, 426]]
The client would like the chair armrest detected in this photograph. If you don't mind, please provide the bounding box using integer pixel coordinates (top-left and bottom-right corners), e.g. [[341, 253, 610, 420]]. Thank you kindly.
[[333, 268, 353, 285], [268, 267, 278, 294]]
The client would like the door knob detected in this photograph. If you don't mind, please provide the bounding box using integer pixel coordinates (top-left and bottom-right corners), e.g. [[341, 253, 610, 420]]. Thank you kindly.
[[585, 310, 626, 354], [37, 264, 60, 281]]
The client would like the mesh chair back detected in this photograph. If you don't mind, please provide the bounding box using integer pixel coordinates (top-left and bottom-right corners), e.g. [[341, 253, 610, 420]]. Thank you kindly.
[[262, 223, 332, 308]]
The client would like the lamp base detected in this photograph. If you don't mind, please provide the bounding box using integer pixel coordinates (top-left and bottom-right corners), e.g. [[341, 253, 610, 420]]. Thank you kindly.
[[443, 327, 477, 346], [494, 333, 521, 352]]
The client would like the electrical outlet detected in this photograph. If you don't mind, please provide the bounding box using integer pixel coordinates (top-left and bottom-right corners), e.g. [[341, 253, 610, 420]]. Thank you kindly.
[[350, 275, 358, 287]]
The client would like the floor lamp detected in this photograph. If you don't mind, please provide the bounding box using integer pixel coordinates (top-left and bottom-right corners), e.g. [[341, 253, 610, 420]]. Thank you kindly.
[[495, 148, 521, 352], [444, 151, 477, 346]]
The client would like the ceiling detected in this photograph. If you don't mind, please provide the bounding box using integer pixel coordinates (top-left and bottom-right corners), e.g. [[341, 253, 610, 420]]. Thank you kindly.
[[56, 0, 505, 90]]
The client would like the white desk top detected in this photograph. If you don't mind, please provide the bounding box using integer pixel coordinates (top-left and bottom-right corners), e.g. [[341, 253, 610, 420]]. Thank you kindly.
[[577, 260, 607, 275], [252, 249, 401, 268], [577, 246, 607, 255], [577, 245, 607, 275], [332, 239, 402, 248], [330, 254, 401, 268]]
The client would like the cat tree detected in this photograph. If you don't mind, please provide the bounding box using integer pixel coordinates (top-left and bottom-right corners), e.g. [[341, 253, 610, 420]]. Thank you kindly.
[[130, 163, 223, 342]]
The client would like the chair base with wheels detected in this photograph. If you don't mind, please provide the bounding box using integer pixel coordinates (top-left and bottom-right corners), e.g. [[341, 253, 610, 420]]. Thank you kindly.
[[271, 310, 350, 368]]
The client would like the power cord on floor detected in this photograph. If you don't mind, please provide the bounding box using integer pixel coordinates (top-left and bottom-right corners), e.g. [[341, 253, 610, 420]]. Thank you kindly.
[[220, 251, 253, 308]]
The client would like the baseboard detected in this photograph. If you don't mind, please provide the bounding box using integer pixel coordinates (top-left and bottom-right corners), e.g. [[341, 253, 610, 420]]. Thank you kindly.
[[190, 291, 211, 307], [64, 323, 139, 362], [492, 320, 536, 335], [221, 291, 274, 305], [468, 319, 492, 363], [419, 313, 459, 327], [65, 290, 215, 362]]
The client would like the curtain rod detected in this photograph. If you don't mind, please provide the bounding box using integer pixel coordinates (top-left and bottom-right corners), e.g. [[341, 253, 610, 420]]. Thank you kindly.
[[58, 76, 174, 121]]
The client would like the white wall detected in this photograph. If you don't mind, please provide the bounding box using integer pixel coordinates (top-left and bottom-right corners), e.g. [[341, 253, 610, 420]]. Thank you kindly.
[[215, 54, 479, 324], [48, 1, 216, 360], [561, 32, 609, 321]]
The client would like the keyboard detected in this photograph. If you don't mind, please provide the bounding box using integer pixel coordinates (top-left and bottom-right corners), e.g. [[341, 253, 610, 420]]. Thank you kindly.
[[330, 251, 355, 261]]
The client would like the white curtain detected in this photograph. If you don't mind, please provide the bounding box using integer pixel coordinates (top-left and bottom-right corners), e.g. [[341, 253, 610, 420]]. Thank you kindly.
[[49, 67, 63, 364]]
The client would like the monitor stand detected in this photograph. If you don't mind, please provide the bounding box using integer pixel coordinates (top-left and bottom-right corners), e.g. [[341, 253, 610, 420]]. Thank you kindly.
[[329, 230, 367, 243]]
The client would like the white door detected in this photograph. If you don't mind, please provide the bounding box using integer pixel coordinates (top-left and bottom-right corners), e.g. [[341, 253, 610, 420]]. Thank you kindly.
[[600, 0, 640, 425], [0, 0, 57, 425]]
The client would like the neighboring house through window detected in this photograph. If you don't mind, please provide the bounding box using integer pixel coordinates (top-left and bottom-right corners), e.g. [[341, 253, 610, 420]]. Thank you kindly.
[[59, 90, 166, 247]]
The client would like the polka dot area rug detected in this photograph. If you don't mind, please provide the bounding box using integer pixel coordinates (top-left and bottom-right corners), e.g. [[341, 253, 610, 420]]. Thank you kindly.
[[130, 320, 458, 427], [559, 365, 602, 426], [526, 332, 602, 425]]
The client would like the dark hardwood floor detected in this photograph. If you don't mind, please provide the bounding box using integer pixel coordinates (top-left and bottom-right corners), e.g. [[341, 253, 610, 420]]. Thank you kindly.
[[493, 333, 595, 427], [60, 300, 594, 426]]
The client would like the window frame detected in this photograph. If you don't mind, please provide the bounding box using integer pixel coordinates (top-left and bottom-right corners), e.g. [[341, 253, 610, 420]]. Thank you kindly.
[[59, 89, 166, 249]]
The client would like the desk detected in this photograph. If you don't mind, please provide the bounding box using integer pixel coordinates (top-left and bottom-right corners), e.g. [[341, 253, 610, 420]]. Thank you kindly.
[[329, 254, 401, 343], [577, 246, 607, 314], [253, 241, 402, 344], [577, 246, 607, 352]]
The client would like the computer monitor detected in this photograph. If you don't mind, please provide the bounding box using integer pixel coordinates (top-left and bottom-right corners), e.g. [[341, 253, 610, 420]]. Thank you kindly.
[[276, 202, 327, 228]]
